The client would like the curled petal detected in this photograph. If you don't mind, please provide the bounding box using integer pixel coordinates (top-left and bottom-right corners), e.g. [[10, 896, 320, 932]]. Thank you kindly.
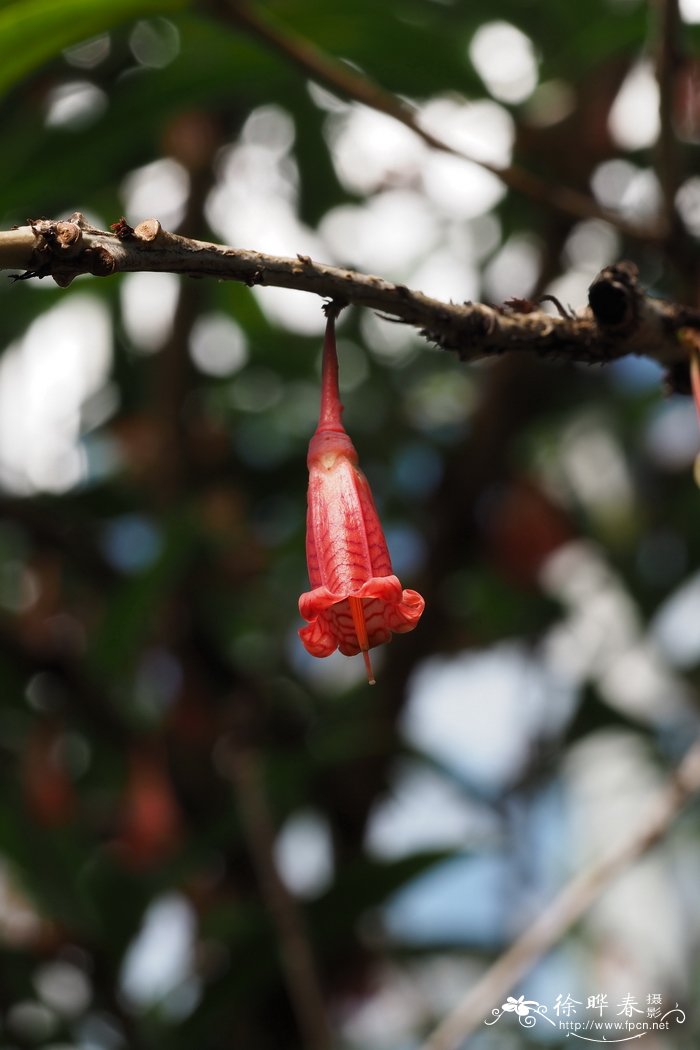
[[298, 575, 425, 658]]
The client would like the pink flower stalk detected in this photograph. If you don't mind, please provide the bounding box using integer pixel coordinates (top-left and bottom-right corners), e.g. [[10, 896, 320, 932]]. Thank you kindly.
[[298, 309, 425, 684]]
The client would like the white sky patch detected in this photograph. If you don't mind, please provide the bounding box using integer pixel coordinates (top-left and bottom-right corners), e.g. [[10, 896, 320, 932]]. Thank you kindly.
[[407, 250, 479, 304], [563, 220, 620, 272], [608, 61, 660, 150], [680, 0, 700, 22], [250, 286, 327, 336], [120, 271, 180, 352], [590, 160, 661, 224], [544, 267, 594, 313], [121, 157, 189, 230], [365, 760, 496, 859], [418, 97, 514, 167], [564, 731, 687, 993], [0, 296, 112, 494], [326, 106, 427, 195], [421, 153, 505, 220], [644, 398, 699, 471], [466, 213, 502, 261], [540, 541, 692, 724], [556, 412, 635, 522], [619, 168, 662, 220], [207, 132, 299, 246], [207, 114, 328, 329], [274, 809, 333, 898], [469, 21, 538, 104], [483, 234, 540, 301], [34, 961, 91, 1017], [651, 571, 700, 667], [120, 894, 195, 1007], [402, 642, 575, 793], [591, 158, 639, 209], [242, 103, 296, 153], [339, 963, 431, 1049], [189, 312, 248, 377], [236, 199, 324, 260], [676, 176, 700, 236], [320, 190, 437, 274], [45, 81, 107, 130]]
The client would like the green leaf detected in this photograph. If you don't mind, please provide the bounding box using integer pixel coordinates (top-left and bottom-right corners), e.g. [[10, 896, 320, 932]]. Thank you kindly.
[[0, 0, 190, 98]]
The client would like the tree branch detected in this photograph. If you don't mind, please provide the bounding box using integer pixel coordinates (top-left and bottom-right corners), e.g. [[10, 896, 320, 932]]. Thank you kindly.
[[420, 736, 700, 1050], [220, 0, 665, 242], [3, 217, 699, 372], [219, 745, 333, 1050], [653, 0, 684, 234]]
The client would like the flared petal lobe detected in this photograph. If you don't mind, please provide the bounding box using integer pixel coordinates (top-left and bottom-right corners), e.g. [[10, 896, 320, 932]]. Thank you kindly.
[[298, 310, 425, 681], [299, 575, 425, 657]]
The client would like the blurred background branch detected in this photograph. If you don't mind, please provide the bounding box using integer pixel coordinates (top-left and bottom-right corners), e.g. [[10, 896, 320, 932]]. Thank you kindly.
[[422, 734, 700, 1050]]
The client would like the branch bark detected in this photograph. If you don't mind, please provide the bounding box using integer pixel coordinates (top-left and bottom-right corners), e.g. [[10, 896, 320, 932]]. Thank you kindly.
[[3, 216, 699, 372]]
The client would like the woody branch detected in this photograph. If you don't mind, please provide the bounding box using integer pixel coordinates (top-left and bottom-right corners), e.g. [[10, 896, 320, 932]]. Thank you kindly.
[[2, 215, 699, 373]]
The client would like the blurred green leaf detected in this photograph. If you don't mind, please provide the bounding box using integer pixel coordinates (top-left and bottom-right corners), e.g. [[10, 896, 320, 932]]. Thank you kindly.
[[0, 0, 190, 98]]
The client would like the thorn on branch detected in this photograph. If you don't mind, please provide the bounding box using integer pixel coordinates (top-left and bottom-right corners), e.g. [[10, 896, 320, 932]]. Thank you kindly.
[[539, 294, 575, 319], [502, 296, 538, 314]]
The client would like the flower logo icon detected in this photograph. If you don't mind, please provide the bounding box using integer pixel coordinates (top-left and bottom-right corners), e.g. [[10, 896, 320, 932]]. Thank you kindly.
[[502, 995, 533, 1017]]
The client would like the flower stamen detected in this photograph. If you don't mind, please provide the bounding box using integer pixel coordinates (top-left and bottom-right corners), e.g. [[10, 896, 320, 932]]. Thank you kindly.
[[348, 596, 375, 685]]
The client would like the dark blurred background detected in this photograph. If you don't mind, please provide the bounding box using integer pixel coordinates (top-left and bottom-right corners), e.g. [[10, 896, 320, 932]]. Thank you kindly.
[[0, 1, 698, 1048]]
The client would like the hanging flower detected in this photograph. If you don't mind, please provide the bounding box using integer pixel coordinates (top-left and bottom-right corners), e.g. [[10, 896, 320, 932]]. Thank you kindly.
[[690, 338, 700, 419], [678, 327, 700, 485], [298, 306, 425, 683]]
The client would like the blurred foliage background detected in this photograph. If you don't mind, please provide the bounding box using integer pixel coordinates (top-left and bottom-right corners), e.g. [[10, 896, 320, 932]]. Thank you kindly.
[[0, 1, 699, 1048]]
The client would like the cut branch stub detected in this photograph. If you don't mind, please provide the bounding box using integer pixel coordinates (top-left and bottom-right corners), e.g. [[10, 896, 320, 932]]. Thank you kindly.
[[588, 261, 640, 333]]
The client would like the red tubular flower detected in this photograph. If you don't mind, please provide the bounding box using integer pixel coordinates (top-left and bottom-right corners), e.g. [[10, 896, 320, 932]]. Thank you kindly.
[[298, 308, 425, 684], [691, 341, 700, 421]]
